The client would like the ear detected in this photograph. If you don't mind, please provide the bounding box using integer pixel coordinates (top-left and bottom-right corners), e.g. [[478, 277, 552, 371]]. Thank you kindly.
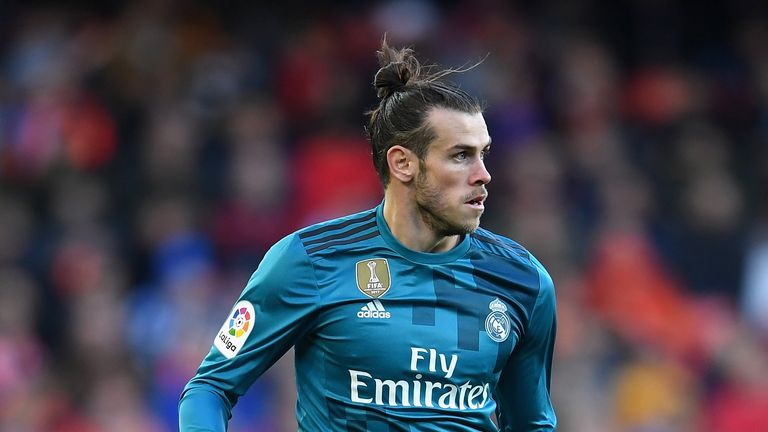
[[386, 145, 417, 183]]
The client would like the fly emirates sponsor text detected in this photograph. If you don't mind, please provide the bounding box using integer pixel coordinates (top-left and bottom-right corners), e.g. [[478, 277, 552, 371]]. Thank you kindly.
[[348, 347, 492, 410]]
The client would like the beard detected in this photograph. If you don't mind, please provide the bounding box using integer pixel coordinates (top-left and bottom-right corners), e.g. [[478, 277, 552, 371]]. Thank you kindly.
[[414, 169, 480, 236]]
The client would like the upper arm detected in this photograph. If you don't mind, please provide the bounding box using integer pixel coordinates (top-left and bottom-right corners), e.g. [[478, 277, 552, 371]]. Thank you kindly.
[[494, 259, 557, 431], [179, 234, 319, 428]]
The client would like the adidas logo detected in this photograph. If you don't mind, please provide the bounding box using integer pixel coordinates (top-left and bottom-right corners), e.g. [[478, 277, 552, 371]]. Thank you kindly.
[[357, 299, 391, 319]]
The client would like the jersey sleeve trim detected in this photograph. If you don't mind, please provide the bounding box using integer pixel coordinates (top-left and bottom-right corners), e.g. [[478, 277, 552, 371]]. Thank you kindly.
[[471, 229, 529, 258], [298, 210, 376, 240], [305, 230, 380, 255]]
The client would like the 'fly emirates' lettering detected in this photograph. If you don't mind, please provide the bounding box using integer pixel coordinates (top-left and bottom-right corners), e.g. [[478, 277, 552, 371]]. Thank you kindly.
[[349, 347, 491, 410]]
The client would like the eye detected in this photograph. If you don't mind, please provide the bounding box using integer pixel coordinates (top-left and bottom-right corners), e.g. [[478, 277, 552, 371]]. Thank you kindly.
[[454, 151, 468, 161], [480, 148, 491, 160]]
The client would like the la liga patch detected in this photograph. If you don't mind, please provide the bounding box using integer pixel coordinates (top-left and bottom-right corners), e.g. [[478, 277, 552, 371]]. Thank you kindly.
[[214, 300, 255, 359]]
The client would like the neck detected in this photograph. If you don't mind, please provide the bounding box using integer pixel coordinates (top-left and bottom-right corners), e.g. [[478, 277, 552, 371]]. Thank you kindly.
[[382, 190, 460, 253]]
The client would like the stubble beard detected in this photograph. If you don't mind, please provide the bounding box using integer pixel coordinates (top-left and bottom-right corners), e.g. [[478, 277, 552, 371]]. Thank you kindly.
[[414, 170, 480, 237]]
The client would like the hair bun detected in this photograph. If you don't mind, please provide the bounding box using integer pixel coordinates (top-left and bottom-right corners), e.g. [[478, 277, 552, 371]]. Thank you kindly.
[[374, 62, 411, 99]]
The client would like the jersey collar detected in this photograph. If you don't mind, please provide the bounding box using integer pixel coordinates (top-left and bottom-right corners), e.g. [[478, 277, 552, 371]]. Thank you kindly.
[[375, 201, 471, 264]]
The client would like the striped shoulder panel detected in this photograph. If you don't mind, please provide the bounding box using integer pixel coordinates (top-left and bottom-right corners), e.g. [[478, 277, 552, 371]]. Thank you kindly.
[[470, 228, 530, 261], [298, 209, 380, 255]]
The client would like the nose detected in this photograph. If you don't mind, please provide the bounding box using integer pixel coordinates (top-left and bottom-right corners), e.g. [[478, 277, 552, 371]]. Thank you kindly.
[[471, 159, 492, 185]]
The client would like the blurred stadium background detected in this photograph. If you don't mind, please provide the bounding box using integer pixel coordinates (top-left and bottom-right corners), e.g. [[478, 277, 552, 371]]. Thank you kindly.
[[1, 0, 768, 431]]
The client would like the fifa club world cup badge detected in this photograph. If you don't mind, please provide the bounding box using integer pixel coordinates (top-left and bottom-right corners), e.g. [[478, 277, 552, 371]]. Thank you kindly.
[[355, 258, 391, 298], [485, 298, 511, 342]]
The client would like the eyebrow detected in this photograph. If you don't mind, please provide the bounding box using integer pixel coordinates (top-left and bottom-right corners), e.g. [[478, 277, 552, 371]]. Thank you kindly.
[[448, 140, 492, 151]]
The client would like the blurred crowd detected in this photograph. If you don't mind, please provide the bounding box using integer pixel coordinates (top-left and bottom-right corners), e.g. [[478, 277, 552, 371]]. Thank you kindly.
[[1, 1, 768, 431]]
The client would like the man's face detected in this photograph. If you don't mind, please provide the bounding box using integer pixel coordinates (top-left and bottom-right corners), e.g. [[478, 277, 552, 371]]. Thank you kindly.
[[414, 108, 492, 236]]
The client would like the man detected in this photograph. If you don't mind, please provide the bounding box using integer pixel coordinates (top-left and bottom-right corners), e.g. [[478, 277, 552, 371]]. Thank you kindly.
[[180, 40, 557, 431]]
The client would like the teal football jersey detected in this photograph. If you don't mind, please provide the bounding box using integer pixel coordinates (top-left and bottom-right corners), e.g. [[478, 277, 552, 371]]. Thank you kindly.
[[179, 203, 557, 431]]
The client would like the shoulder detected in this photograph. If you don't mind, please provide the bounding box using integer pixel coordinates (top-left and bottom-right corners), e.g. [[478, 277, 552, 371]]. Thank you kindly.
[[294, 208, 379, 256], [470, 227, 555, 294], [470, 227, 531, 262]]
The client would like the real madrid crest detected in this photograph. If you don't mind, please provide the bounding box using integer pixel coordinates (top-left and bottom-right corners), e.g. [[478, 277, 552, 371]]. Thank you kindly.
[[485, 298, 511, 342], [355, 258, 391, 298]]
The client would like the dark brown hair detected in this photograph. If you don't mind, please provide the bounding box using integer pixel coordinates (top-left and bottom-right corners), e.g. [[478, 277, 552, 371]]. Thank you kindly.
[[366, 39, 483, 186]]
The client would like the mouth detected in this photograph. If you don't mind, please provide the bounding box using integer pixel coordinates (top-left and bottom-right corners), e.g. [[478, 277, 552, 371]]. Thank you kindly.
[[464, 193, 487, 210]]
